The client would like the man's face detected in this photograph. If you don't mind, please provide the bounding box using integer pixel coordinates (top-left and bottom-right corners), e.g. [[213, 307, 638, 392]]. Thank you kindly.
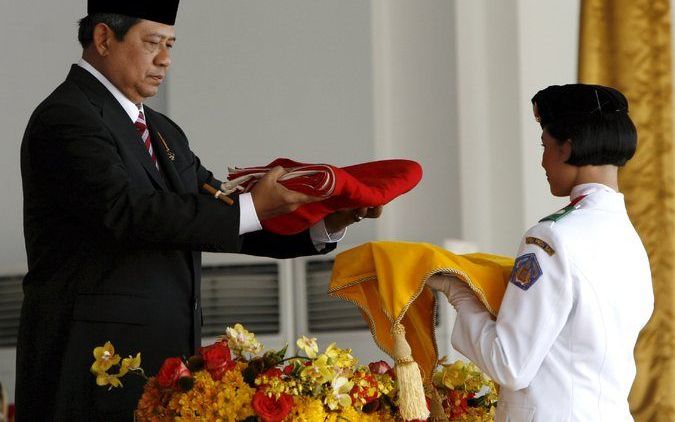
[[103, 19, 175, 104]]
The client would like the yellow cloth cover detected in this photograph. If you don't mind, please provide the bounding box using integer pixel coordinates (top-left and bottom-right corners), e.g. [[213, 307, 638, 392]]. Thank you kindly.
[[328, 241, 513, 381]]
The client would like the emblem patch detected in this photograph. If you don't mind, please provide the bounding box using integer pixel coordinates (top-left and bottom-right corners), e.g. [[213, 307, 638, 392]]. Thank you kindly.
[[510, 253, 542, 290], [525, 237, 555, 256]]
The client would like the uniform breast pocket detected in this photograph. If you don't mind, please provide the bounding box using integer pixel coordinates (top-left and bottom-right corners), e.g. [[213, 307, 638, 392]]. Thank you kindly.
[[495, 402, 535, 422]]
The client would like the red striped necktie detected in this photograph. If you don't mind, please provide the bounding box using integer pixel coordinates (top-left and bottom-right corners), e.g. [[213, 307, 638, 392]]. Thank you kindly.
[[134, 110, 159, 171]]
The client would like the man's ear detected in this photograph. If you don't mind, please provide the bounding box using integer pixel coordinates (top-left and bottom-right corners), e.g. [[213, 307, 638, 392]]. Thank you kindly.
[[92, 23, 113, 57], [560, 139, 573, 162]]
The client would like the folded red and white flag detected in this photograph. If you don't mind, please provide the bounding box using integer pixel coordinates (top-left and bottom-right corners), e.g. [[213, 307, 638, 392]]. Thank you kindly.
[[223, 158, 423, 235]]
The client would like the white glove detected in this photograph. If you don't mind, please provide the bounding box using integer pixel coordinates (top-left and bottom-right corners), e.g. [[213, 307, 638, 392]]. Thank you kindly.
[[426, 274, 477, 308], [426, 274, 456, 298]]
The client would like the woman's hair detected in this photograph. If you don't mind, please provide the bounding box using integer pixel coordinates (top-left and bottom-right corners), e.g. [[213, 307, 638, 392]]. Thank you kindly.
[[532, 84, 637, 167], [78, 13, 140, 49]]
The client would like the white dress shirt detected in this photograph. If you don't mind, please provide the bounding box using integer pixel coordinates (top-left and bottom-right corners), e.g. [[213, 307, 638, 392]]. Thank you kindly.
[[449, 183, 653, 421], [77, 59, 344, 247]]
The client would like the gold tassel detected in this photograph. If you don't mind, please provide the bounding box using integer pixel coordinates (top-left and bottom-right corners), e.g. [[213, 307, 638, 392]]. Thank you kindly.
[[425, 383, 449, 422], [392, 322, 430, 421]]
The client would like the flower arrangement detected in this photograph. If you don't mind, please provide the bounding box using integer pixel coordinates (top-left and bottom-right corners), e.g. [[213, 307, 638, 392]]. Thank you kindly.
[[431, 359, 498, 421], [91, 324, 497, 421]]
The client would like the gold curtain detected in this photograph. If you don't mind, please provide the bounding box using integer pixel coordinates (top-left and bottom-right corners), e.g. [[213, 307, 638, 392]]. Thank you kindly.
[[579, 1, 675, 420]]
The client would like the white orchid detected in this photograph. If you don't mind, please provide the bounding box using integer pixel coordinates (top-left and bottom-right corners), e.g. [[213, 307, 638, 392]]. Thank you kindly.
[[224, 323, 263, 357], [325, 376, 354, 410]]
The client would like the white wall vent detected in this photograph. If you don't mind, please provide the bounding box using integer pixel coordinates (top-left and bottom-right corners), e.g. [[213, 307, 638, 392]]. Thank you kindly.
[[305, 260, 368, 332], [201, 263, 280, 337]]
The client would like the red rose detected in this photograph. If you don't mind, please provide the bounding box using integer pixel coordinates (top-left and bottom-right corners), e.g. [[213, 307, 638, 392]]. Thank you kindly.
[[252, 391, 294, 422], [199, 341, 236, 380], [156, 357, 191, 389], [263, 367, 283, 378]]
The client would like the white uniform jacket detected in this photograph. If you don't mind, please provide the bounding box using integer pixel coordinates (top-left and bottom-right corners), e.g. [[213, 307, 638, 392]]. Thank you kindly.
[[450, 183, 654, 421]]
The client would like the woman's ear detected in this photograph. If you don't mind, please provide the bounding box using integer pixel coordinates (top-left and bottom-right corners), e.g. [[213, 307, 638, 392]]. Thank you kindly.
[[533, 102, 542, 123], [560, 140, 573, 162]]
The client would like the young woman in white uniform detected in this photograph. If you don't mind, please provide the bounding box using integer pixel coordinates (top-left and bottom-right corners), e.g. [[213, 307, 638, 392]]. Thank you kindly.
[[429, 84, 654, 422]]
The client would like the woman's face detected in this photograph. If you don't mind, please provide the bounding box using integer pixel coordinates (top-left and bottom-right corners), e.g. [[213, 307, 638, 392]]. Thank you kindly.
[[541, 130, 576, 197]]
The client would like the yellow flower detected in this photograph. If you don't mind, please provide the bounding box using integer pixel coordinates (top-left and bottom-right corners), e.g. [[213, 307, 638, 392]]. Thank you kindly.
[[123, 352, 142, 370], [168, 367, 255, 421], [296, 336, 319, 358], [301, 354, 335, 388], [288, 397, 327, 421], [118, 352, 142, 377], [434, 359, 492, 392], [96, 372, 123, 389], [324, 343, 343, 359], [324, 343, 358, 373], [91, 341, 121, 374], [375, 373, 396, 397]]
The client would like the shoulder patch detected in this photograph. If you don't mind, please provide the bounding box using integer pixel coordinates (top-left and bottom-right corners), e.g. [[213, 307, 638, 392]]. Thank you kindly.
[[525, 237, 555, 256], [539, 204, 575, 223], [510, 253, 542, 291]]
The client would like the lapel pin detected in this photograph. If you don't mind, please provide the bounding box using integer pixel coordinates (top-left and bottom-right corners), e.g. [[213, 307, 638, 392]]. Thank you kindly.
[[156, 131, 175, 161]]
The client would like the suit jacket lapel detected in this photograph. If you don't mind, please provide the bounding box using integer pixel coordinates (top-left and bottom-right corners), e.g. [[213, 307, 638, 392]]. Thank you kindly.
[[66, 65, 168, 191], [109, 107, 169, 191], [144, 108, 186, 194]]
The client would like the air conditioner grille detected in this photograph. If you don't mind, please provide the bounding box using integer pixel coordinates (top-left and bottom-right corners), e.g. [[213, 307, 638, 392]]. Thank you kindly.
[[306, 260, 367, 332], [0, 275, 23, 347], [201, 264, 280, 338]]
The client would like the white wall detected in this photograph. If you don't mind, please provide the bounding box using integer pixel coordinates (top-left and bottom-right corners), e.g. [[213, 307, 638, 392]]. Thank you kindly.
[[454, 0, 579, 255], [371, 0, 462, 244], [0, 1, 84, 274], [455, 0, 524, 255]]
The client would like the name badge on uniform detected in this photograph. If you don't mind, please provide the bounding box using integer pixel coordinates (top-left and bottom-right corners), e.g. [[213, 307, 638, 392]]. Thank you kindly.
[[510, 253, 542, 291], [526, 237, 555, 256]]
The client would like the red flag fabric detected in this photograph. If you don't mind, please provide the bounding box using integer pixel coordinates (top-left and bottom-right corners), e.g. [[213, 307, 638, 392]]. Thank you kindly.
[[225, 158, 423, 235]]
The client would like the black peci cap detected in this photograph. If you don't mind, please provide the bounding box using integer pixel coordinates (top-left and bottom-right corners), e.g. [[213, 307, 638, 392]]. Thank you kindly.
[[88, 0, 180, 25], [532, 84, 629, 127]]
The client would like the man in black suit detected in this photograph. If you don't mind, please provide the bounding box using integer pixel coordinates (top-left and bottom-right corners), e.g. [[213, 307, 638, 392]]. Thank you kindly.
[[16, 1, 380, 420]]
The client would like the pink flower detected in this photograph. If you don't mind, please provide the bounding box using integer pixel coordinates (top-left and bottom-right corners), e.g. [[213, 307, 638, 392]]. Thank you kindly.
[[368, 360, 395, 377]]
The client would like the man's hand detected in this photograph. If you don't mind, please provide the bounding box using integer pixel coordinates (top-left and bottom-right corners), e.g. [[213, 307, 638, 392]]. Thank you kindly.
[[324, 206, 383, 234], [250, 166, 322, 221]]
